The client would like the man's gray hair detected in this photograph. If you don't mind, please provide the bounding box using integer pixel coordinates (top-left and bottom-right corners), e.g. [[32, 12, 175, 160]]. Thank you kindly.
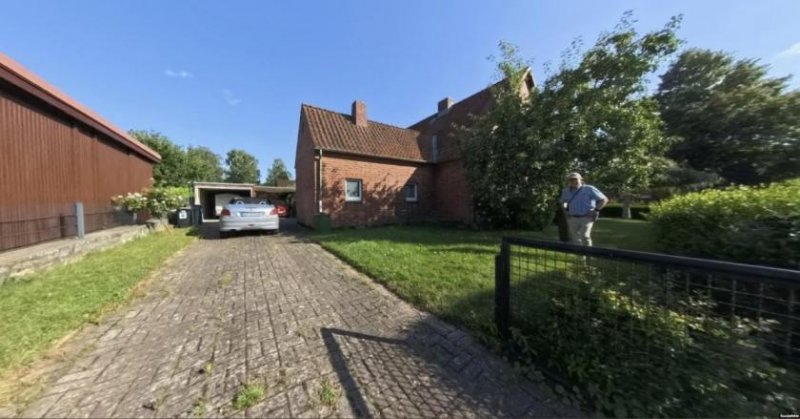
[[566, 172, 583, 180]]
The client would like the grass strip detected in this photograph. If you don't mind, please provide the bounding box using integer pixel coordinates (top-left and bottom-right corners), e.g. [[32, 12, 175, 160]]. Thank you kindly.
[[0, 229, 195, 375]]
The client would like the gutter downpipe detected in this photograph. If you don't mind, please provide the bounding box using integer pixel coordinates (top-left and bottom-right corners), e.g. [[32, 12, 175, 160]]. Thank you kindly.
[[317, 149, 323, 213]]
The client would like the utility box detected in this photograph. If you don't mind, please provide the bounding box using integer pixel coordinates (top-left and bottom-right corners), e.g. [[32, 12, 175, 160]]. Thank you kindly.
[[314, 213, 331, 232]]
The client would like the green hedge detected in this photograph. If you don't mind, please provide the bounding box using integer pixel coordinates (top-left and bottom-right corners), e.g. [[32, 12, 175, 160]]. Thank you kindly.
[[649, 181, 800, 269], [600, 204, 650, 220]]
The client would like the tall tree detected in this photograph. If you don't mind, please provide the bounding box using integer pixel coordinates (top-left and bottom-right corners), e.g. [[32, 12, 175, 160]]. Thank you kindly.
[[186, 146, 224, 182], [460, 15, 680, 227], [128, 129, 189, 187], [656, 49, 800, 184], [264, 158, 292, 186], [225, 149, 260, 184]]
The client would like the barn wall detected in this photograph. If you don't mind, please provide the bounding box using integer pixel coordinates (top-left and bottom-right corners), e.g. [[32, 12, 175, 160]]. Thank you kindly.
[[0, 82, 154, 251]]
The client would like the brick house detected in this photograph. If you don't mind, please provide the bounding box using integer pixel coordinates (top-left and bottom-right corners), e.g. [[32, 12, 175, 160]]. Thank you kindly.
[[294, 71, 534, 228]]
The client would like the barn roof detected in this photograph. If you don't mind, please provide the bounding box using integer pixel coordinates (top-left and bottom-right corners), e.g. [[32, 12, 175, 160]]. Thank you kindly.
[[0, 52, 160, 163]]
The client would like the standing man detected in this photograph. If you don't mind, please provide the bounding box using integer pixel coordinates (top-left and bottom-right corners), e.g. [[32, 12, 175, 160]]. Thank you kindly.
[[559, 173, 608, 246]]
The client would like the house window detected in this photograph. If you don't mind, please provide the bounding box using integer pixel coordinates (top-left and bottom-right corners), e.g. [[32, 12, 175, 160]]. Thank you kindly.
[[405, 182, 418, 202], [345, 179, 362, 202]]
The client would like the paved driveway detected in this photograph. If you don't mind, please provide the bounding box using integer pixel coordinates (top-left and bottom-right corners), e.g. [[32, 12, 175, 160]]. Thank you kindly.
[[23, 220, 577, 418]]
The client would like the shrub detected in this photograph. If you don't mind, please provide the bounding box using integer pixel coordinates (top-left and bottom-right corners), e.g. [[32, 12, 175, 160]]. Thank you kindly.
[[145, 187, 189, 218], [511, 266, 798, 417], [112, 187, 189, 219], [648, 181, 800, 269], [111, 192, 147, 212]]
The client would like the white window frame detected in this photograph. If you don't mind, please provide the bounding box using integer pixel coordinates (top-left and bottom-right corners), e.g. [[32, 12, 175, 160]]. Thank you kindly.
[[345, 179, 362, 202], [405, 182, 418, 202]]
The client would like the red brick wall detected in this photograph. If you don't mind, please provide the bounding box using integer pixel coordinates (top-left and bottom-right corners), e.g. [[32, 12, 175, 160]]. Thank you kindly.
[[433, 159, 473, 224], [321, 153, 434, 227], [294, 111, 317, 227]]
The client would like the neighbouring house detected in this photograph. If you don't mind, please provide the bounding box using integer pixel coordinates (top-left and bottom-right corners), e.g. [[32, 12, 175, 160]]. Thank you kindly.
[[0, 53, 161, 251], [294, 70, 534, 228]]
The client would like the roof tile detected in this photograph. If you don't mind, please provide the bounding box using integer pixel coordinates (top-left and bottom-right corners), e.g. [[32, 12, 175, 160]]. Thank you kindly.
[[300, 71, 532, 163], [302, 104, 429, 162]]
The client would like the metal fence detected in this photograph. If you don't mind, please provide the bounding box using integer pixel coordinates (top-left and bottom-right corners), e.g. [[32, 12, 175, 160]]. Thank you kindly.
[[0, 203, 136, 252], [495, 237, 800, 417]]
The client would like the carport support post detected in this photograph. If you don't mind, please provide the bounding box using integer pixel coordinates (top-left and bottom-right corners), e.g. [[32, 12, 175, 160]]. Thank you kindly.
[[75, 202, 85, 238]]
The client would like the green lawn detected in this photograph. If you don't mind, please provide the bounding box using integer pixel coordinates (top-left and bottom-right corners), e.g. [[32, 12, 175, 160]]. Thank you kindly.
[[0, 229, 195, 376], [314, 219, 655, 342]]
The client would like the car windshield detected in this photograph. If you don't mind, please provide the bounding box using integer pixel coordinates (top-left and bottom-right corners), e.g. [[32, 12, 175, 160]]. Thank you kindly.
[[228, 197, 270, 206]]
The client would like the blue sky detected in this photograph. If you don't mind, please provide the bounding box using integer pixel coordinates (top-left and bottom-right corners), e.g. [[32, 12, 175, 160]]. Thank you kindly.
[[2, 1, 799, 179]]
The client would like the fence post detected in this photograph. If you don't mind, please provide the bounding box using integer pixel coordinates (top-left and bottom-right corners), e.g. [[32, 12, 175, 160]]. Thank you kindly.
[[75, 202, 85, 238], [495, 241, 511, 341]]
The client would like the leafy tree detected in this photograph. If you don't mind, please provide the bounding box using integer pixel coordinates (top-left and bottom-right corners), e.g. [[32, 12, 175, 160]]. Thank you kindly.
[[128, 130, 189, 187], [225, 149, 260, 184], [649, 159, 722, 200], [656, 49, 800, 184], [264, 158, 292, 186], [460, 15, 681, 227], [460, 43, 543, 228], [186, 146, 224, 182]]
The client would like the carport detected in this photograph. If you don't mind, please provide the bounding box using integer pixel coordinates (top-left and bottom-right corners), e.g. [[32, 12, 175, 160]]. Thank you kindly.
[[192, 182, 255, 220], [192, 182, 297, 220]]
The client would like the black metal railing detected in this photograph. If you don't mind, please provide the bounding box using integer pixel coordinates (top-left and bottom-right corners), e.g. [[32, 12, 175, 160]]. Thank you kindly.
[[495, 237, 800, 417]]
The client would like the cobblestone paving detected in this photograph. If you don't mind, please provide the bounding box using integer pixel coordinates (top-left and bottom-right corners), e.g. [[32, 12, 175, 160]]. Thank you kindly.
[[22, 222, 579, 418]]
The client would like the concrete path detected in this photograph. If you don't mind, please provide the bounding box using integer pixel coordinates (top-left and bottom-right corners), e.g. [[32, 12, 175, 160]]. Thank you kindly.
[[22, 220, 577, 418]]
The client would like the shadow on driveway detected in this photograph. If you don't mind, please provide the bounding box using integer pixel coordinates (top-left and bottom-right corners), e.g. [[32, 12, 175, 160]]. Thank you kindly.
[[319, 322, 579, 418]]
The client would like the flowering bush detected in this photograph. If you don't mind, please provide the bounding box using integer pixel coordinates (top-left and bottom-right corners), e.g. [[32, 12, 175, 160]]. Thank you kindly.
[[112, 192, 147, 212], [145, 187, 187, 218], [112, 187, 190, 219]]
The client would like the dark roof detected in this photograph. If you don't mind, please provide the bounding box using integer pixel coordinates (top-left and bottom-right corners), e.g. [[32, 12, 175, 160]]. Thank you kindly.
[[301, 104, 429, 162], [408, 82, 497, 162], [408, 81, 497, 132], [0, 52, 160, 163], [409, 70, 534, 162]]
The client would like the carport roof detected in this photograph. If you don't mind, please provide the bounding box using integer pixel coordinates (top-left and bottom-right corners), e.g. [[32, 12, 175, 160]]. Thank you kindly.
[[254, 185, 295, 193], [192, 181, 255, 189], [192, 182, 295, 193]]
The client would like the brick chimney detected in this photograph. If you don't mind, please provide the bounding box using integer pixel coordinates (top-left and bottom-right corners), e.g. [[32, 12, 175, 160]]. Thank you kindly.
[[437, 97, 454, 116], [352, 100, 367, 127]]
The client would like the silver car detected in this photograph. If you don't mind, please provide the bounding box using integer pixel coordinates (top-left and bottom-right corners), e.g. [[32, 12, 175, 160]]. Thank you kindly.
[[219, 197, 279, 238]]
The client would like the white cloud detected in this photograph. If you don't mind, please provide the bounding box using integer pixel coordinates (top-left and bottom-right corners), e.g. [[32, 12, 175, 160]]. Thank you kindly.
[[164, 69, 192, 79], [777, 42, 800, 58], [223, 89, 242, 106]]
